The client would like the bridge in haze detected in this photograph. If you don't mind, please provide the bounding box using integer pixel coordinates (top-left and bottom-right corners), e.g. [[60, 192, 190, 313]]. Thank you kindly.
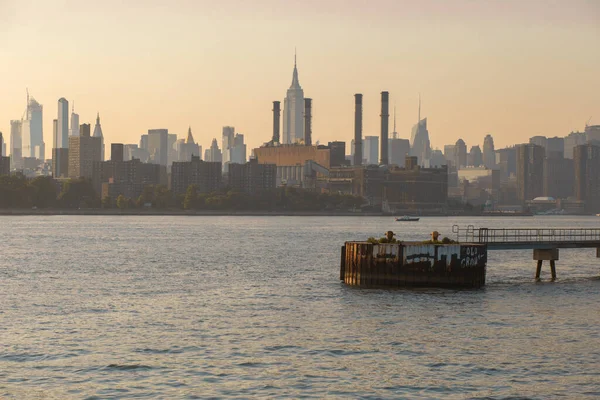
[[452, 226, 600, 280]]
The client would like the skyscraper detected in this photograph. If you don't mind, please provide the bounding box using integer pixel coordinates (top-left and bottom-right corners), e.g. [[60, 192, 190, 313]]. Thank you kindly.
[[574, 143, 600, 213], [364, 136, 379, 165], [147, 129, 168, 166], [22, 92, 45, 160], [68, 123, 101, 179], [93, 113, 105, 161], [516, 144, 545, 203], [483, 134, 495, 169], [410, 96, 431, 165], [178, 127, 201, 162], [0, 132, 4, 157], [57, 98, 69, 148], [222, 126, 235, 170], [70, 103, 80, 137], [204, 138, 222, 163], [454, 139, 467, 168], [282, 53, 304, 144], [468, 146, 483, 167]]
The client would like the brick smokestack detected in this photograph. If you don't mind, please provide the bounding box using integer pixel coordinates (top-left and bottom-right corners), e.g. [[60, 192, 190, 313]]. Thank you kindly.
[[272, 101, 281, 143], [380, 91, 389, 165], [354, 94, 363, 166], [304, 98, 312, 146]]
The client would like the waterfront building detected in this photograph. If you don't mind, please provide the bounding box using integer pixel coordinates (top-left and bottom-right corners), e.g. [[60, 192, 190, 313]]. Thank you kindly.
[[483, 134, 495, 169], [454, 139, 467, 168], [228, 158, 277, 194], [363, 136, 379, 165], [282, 54, 305, 144], [574, 143, 600, 213], [93, 113, 105, 161], [171, 155, 222, 195], [147, 129, 168, 166], [516, 143, 545, 203], [68, 123, 101, 179]]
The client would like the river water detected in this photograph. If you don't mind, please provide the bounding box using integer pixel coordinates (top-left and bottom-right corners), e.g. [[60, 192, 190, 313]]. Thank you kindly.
[[1, 216, 599, 399]]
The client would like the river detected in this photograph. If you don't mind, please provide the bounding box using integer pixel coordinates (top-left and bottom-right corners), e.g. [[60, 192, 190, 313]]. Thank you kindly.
[[1, 216, 599, 398]]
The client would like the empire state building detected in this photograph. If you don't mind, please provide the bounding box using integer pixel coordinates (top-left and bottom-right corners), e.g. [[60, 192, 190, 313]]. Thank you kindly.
[[282, 55, 305, 144]]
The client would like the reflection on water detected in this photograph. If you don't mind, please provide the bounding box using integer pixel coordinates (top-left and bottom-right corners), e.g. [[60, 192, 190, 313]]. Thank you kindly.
[[1, 216, 599, 398]]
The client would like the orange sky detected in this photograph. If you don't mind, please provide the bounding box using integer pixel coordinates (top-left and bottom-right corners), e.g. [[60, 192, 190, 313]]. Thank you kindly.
[[0, 0, 598, 158]]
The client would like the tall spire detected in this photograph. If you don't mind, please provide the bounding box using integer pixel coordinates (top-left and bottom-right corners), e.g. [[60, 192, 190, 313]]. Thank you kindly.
[[393, 104, 398, 139], [93, 112, 103, 138], [290, 49, 301, 89], [186, 126, 195, 144]]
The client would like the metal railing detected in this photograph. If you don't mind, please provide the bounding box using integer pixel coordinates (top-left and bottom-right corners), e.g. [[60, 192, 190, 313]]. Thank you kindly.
[[452, 225, 600, 244]]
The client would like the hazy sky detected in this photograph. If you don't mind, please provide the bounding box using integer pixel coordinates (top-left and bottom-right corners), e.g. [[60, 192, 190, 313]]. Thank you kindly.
[[1, 0, 598, 158]]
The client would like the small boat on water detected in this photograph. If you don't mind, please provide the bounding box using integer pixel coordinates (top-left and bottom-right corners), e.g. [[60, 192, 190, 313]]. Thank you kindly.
[[395, 216, 420, 222]]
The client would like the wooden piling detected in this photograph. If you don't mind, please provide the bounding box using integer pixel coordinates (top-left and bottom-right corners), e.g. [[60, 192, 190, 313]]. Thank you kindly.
[[340, 245, 346, 281], [550, 260, 557, 280], [536, 260, 543, 280]]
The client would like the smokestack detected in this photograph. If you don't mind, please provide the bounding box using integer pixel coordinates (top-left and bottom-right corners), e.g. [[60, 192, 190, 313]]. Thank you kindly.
[[380, 91, 389, 165], [272, 101, 281, 143], [304, 98, 312, 146], [354, 94, 363, 166]]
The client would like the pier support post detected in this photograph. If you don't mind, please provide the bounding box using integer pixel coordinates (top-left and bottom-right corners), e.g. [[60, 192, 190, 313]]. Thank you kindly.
[[533, 249, 559, 281]]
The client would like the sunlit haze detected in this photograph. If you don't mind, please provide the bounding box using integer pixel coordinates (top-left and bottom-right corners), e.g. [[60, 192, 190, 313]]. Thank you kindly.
[[1, 0, 598, 158]]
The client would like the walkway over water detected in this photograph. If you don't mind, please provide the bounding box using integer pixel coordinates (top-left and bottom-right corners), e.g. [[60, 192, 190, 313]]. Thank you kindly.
[[453, 226, 600, 250]]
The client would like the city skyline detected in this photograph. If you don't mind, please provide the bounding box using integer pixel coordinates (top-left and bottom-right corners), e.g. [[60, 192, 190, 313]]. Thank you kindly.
[[1, 0, 598, 156]]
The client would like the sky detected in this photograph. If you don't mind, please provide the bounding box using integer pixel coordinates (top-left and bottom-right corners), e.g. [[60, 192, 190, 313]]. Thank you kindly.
[[0, 0, 599, 159]]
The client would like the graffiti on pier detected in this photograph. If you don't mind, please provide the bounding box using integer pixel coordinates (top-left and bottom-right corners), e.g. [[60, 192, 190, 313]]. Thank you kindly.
[[460, 245, 487, 268]]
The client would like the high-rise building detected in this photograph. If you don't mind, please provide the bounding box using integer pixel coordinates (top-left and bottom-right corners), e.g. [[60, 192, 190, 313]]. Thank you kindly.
[[0, 154, 9, 176], [363, 136, 379, 165], [57, 98, 69, 148], [496, 147, 517, 182], [222, 127, 245, 172], [93, 158, 166, 201], [443, 145, 456, 166], [124, 144, 150, 163], [483, 134, 495, 169], [468, 146, 483, 167], [529, 135, 547, 149], [0, 132, 4, 157], [52, 111, 69, 178], [10, 120, 23, 170], [111, 143, 124, 162], [544, 156, 573, 199], [68, 123, 102, 179], [69, 103, 79, 137], [282, 53, 304, 144], [22, 93, 45, 160], [171, 155, 222, 195], [228, 158, 277, 194], [140, 134, 149, 151], [93, 113, 105, 161], [564, 131, 586, 159], [147, 129, 168, 166], [389, 138, 410, 167], [454, 139, 467, 168], [204, 138, 222, 163], [585, 125, 600, 143], [574, 143, 600, 213], [516, 144, 545, 203], [546, 137, 565, 159], [177, 127, 201, 162], [167, 133, 178, 167], [410, 97, 431, 165]]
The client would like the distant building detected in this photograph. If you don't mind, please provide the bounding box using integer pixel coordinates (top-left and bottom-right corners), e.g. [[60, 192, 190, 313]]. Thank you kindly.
[[389, 138, 410, 167], [171, 155, 222, 195], [253, 144, 330, 169], [544, 156, 574, 199], [363, 136, 379, 165], [468, 145, 483, 167], [483, 134, 495, 169], [516, 144, 545, 203], [95, 158, 166, 201], [52, 147, 69, 178], [228, 158, 277, 194], [410, 118, 431, 165], [204, 138, 222, 163], [0, 131, 4, 157], [574, 143, 600, 213], [167, 133, 178, 167], [57, 98, 69, 148], [147, 129, 168, 166], [140, 134, 149, 151], [328, 141, 346, 167], [124, 144, 150, 163], [546, 137, 565, 159], [282, 55, 305, 144], [111, 143, 124, 162], [68, 123, 101, 179], [495, 147, 517, 182], [22, 94, 45, 160], [458, 167, 500, 196], [585, 125, 600, 143], [443, 145, 456, 167], [69, 104, 79, 137], [10, 120, 22, 170], [177, 127, 201, 162], [223, 131, 246, 172], [92, 113, 105, 161], [454, 139, 467, 168], [564, 131, 586, 159], [0, 155, 9, 176]]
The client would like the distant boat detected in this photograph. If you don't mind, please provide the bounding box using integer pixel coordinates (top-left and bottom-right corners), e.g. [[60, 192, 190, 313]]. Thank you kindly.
[[395, 216, 420, 222]]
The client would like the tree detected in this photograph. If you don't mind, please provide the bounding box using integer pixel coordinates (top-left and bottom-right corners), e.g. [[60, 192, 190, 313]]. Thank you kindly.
[[29, 176, 57, 208], [58, 178, 99, 209], [183, 185, 198, 210], [117, 194, 128, 209], [102, 195, 113, 209]]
